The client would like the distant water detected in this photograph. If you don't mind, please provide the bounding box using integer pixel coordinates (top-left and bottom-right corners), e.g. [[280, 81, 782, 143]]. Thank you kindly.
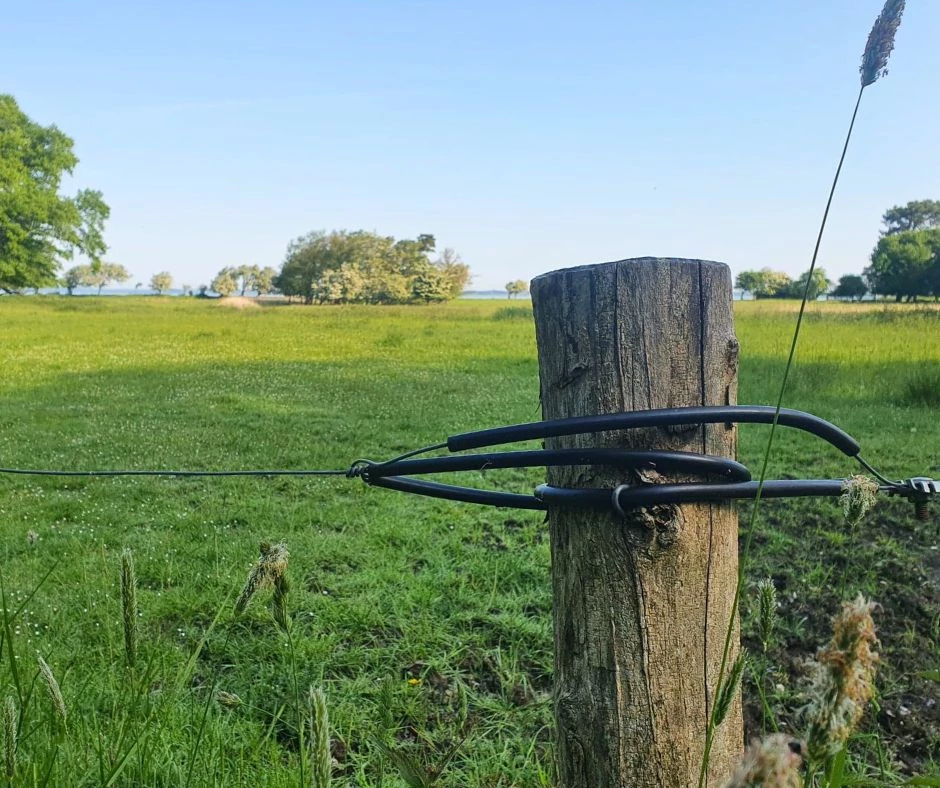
[[460, 290, 530, 300], [35, 287, 190, 296], [28, 287, 531, 300]]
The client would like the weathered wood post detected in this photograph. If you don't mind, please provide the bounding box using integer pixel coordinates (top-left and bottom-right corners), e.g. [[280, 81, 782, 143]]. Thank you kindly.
[[530, 258, 742, 787]]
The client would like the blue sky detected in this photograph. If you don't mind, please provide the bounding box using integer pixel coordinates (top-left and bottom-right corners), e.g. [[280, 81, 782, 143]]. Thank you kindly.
[[5, 1, 939, 291]]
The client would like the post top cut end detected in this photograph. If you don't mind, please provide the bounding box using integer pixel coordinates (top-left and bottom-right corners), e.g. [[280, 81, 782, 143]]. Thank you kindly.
[[531, 257, 730, 289]]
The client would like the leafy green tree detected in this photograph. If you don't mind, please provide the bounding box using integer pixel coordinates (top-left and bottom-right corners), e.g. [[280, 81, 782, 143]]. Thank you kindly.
[[211, 267, 239, 296], [781, 268, 831, 300], [882, 200, 940, 235], [831, 274, 867, 301], [926, 231, 940, 300], [734, 270, 762, 296], [234, 264, 261, 295], [255, 266, 279, 295], [275, 230, 465, 305], [62, 265, 90, 296], [505, 280, 528, 299], [0, 95, 110, 293], [436, 248, 471, 298], [150, 271, 173, 295], [412, 267, 449, 303], [733, 268, 792, 298], [275, 231, 332, 304], [85, 262, 130, 295], [866, 229, 936, 301], [61, 262, 130, 294]]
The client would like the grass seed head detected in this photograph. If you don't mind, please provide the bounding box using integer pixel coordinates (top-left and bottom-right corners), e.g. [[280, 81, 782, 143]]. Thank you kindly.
[[3, 696, 16, 779], [802, 596, 879, 767], [721, 734, 804, 788], [271, 571, 291, 634], [756, 578, 778, 653], [840, 475, 879, 527], [860, 0, 905, 87], [308, 686, 332, 788], [234, 541, 290, 617], [714, 650, 747, 728], [37, 655, 67, 730], [216, 690, 243, 709], [121, 547, 139, 668]]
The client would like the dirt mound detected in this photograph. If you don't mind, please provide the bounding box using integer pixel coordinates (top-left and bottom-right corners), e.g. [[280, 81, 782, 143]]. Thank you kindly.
[[216, 296, 261, 309]]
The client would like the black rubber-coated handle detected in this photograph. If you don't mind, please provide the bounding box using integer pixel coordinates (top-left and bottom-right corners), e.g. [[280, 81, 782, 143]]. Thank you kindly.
[[447, 406, 860, 457], [363, 449, 751, 482]]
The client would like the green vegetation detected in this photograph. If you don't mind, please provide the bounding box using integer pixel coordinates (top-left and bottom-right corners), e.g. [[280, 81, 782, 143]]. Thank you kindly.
[[0, 95, 110, 294], [274, 231, 470, 305], [211, 265, 279, 298], [736, 200, 940, 304], [735, 268, 832, 300], [0, 297, 937, 785], [61, 262, 130, 296], [149, 271, 173, 295], [868, 225, 940, 302]]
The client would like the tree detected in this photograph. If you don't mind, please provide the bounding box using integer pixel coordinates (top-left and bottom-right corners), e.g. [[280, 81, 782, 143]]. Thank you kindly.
[[150, 271, 173, 294], [733, 268, 791, 298], [0, 95, 110, 293], [831, 274, 868, 301], [255, 266, 278, 295], [61, 265, 89, 296], [436, 249, 470, 298], [505, 279, 528, 299], [733, 270, 762, 296], [866, 229, 937, 302], [781, 268, 831, 300], [211, 267, 239, 296], [61, 262, 130, 294], [882, 199, 940, 235], [234, 264, 261, 295], [85, 262, 130, 295], [926, 231, 940, 300], [275, 229, 467, 305], [412, 267, 449, 303]]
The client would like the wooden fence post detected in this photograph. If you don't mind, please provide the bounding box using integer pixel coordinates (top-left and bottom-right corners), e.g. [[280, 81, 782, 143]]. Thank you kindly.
[[530, 257, 742, 787]]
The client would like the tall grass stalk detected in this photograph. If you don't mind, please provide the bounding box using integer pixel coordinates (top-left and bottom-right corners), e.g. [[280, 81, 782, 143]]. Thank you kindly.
[[232, 541, 309, 786], [37, 656, 67, 733], [308, 687, 332, 788], [120, 548, 138, 668], [3, 696, 17, 780], [700, 3, 906, 784]]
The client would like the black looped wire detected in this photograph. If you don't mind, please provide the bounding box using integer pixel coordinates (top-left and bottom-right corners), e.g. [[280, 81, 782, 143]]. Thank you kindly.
[[350, 405, 931, 515]]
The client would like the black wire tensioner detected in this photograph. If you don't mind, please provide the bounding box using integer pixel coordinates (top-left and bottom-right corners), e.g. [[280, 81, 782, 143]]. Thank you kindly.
[[351, 405, 936, 521]]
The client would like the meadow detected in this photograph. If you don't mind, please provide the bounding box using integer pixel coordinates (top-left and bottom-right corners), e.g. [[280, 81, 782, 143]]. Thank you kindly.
[[0, 296, 937, 786]]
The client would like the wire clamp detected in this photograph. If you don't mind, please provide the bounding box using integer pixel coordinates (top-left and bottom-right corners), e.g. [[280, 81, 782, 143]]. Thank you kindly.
[[901, 477, 938, 521]]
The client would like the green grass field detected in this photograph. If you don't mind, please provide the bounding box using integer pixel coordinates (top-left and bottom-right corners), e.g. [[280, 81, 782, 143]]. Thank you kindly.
[[0, 296, 937, 785]]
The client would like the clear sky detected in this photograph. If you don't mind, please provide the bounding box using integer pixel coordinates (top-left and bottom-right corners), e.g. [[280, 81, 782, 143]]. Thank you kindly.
[[5, 1, 939, 291]]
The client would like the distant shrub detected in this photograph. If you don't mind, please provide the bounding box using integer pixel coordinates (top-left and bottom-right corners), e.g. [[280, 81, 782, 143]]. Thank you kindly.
[[491, 306, 532, 322]]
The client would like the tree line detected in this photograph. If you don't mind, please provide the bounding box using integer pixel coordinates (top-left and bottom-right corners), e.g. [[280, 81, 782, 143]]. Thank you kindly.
[[736, 200, 940, 302]]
